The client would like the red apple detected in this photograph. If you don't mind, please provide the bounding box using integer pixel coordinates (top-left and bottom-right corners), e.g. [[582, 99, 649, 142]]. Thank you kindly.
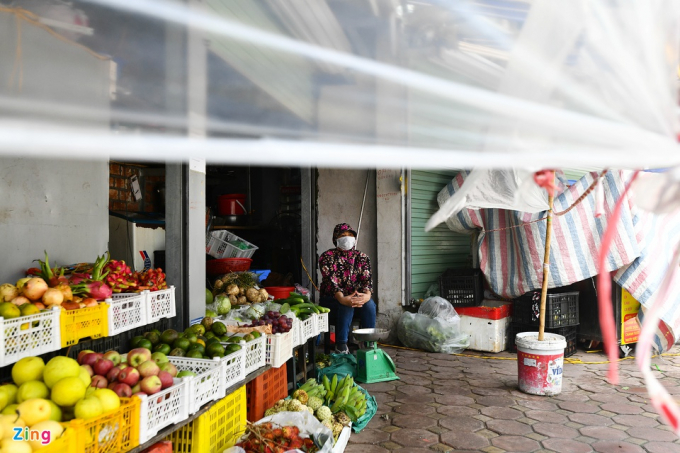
[[158, 362, 178, 378], [81, 352, 101, 367], [80, 364, 94, 377], [102, 350, 121, 366], [116, 363, 128, 371], [107, 367, 121, 383], [131, 383, 141, 394], [118, 367, 140, 386], [140, 376, 162, 395], [157, 371, 173, 390], [77, 349, 95, 365], [91, 375, 108, 388], [107, 382, 117, 390], [128, 348, 152, 367], [93, 359, 114, 376], [112, 383, 132, 398], [137, 360, 160, 378]]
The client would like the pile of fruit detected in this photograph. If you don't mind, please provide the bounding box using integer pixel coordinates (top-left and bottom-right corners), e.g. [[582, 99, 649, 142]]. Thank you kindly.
[[76, 347, 179, 399], [242, 310, 294, 334], [103, 259, 168, 294], [322, 374, 367, 423], [236, 422, 318, 453], [263, 379, 351, 443], [134, 317, 248, 359], [212, 272, 267, 307]]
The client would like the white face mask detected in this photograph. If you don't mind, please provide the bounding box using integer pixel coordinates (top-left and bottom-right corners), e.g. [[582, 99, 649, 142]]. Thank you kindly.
[[336, 236, 356, 250]]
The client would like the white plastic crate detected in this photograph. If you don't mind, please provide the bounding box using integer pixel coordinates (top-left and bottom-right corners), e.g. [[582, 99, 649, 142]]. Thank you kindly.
[[206, 230, 258, 259], [106, 293, 147, 336], [0, 307, 61, 367], [291, 317, 301, 346], [265, 331, 293, 368], [169, 355, 232, 415], [315, 312, 329, 335], [299, 316, 315, 342], [221, 334, 265, 375], [137, 378, 189, 444], [147, 286, 176, 324]]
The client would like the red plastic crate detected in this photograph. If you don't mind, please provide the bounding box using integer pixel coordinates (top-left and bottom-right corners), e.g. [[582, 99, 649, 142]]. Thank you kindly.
[[245, 364, 288, 422]]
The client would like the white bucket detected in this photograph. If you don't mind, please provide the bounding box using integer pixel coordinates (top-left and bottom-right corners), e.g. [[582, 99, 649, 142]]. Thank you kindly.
[[516, 332, 567, 396]]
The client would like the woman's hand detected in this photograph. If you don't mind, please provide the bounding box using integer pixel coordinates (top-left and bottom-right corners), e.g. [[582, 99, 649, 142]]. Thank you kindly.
[[335, 292, 355, 307], [350, 291, 371, 307]]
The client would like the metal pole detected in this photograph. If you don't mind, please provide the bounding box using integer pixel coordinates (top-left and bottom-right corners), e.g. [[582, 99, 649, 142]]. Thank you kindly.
[[356, 170, 371, 247], [538, 171, 555, 341]]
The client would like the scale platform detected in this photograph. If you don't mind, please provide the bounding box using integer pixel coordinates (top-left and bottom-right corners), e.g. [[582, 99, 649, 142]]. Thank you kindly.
[[352, 328, 399, 383]]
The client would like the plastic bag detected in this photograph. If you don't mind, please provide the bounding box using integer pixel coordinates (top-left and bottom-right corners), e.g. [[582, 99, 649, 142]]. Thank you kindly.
[[225, 411, 334, 453], [418, 296, 459, 322], [316, 354, 357, 381], [398, 297, 469, 354]]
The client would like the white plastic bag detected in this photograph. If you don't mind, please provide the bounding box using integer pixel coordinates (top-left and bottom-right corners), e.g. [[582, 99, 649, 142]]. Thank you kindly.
[[227, 411, 334, 453], [398, 297, 470, 354]]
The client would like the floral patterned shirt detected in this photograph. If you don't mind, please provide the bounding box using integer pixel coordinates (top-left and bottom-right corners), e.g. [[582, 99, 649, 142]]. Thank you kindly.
[[318, 248, 373, 297]]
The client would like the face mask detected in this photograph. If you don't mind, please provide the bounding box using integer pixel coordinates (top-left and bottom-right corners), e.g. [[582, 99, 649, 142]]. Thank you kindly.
[[336, 236, 356, 250]]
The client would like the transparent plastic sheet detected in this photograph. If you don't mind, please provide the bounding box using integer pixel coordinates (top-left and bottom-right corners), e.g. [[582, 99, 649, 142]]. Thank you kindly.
[[0, 0, 678, 172], [398, 297, 469, 353]]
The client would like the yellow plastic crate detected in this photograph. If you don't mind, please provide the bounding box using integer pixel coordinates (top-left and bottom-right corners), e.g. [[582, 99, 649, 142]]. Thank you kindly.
[[41, 426, 77, 453], [166, 385, 247, 453], [60, 302, 109, 347], [68, 396, 140, 453]]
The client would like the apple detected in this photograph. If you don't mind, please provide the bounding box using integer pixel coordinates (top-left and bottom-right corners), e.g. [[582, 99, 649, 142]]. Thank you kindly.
[[74, 396, 103, 420], [107, 382, 117, 390], [80, 364, 94, 377], [137, 360, 160, 378], [118, 367, 140, 387], [128, 348, 152, 367], [116, 363, 127, 371], [150, 352, 169, 365], [112, 383, 132, 398], [102, 351, 121, 366], [91, 375, 108, 388], [106, 367, 121, 383], [131, 383, 141, 394], [140, 376, 162, 395], [158, 362, 178, 378], [158, 371, 173, 390], [80, 353, 101, 367], [93, 359, 114, 377], [77, 349, 95, 365]]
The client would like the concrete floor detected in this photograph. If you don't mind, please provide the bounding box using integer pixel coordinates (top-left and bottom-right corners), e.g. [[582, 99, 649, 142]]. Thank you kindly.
[[347, 344, 680, 453]]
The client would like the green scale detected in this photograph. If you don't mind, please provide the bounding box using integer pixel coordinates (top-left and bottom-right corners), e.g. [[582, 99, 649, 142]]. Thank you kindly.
[[352, 328, 399, 383]]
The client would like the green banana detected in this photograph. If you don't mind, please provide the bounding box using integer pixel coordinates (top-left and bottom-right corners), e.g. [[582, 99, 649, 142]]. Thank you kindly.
[[322, 375, 331, 392], [299, 379, 316, 392], [344, 406, 358, 422], [330, 374, 338, 394]]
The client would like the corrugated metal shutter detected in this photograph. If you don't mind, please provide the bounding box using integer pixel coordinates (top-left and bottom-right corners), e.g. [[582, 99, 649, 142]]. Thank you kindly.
[[409, 170, 472, 300]]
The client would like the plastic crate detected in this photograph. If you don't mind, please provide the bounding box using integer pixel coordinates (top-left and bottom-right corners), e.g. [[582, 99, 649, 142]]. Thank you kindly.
[[315, 312, 329, 335], [165, 385, 247, 453], [265, 331, 293, 368], [42, 426, 77, 453], [509, 323, 579, 358], [170, 354, 236, 415], [138, 378, 189, 444], [60, 302, 109, 347], [0, 307, 61, 367], [206, 231, 258, 259], [245, 364, 288, 422], [290, 317, 301, 346], [299, 316, 315, 343], [225, 335, 266, 375], [68, 396, 140, 453], [438, 268, 485, 307], [147, 286, 177, 324], [107, 293, 147, 337], [513, 291, 579, 328]]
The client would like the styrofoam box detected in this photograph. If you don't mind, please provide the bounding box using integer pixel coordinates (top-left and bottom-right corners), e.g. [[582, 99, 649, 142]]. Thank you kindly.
[[333, 425, 352, 453], [137, 377, 189, 443], [457, 300, 512, 353], [107, 293, 147, 336]]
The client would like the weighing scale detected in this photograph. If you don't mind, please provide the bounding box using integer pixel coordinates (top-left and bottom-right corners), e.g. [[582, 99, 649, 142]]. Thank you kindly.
[[352, 328, 399, 383]]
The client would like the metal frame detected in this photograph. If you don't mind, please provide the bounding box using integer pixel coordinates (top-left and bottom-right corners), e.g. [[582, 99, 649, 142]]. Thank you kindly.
[[404, 168, 412, 304], [300, 167, 317, 301]]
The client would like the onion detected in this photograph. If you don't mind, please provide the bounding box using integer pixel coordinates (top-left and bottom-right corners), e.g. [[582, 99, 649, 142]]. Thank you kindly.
[[22, 278, 48, 301], [0, 284, 18, 302], [56, 283, 73, 301], [83, 299, 98, 308], [42, 288, 64, 306], [11, 296, 30, 307]]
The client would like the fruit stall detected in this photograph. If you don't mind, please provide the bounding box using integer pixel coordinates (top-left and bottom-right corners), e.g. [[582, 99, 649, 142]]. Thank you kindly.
[[0, 252, 371, 453]]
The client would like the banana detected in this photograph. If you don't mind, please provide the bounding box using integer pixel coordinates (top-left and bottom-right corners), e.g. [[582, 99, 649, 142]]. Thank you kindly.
[[322, 375, 331, 392], [330, 374, 338, 394]]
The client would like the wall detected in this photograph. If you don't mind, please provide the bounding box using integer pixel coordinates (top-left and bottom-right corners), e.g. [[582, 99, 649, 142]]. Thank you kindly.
[[316, 169, 378, 300], [0, 158, 109, 282]]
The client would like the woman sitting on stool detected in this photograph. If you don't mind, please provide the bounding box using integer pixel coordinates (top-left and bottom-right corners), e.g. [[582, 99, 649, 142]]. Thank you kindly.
[[319, 223, 376, 354]]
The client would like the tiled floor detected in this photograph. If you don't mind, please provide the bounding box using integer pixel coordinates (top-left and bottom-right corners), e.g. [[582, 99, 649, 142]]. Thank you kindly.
[[347, 345, 680, 453]]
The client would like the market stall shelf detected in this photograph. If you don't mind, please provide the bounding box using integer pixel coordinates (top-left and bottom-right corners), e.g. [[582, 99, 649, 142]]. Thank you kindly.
[[0, 306, 61, 367]]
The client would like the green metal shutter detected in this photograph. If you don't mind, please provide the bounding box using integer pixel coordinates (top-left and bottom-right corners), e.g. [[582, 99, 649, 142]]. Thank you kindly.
[[409, 170, 473, 300]]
